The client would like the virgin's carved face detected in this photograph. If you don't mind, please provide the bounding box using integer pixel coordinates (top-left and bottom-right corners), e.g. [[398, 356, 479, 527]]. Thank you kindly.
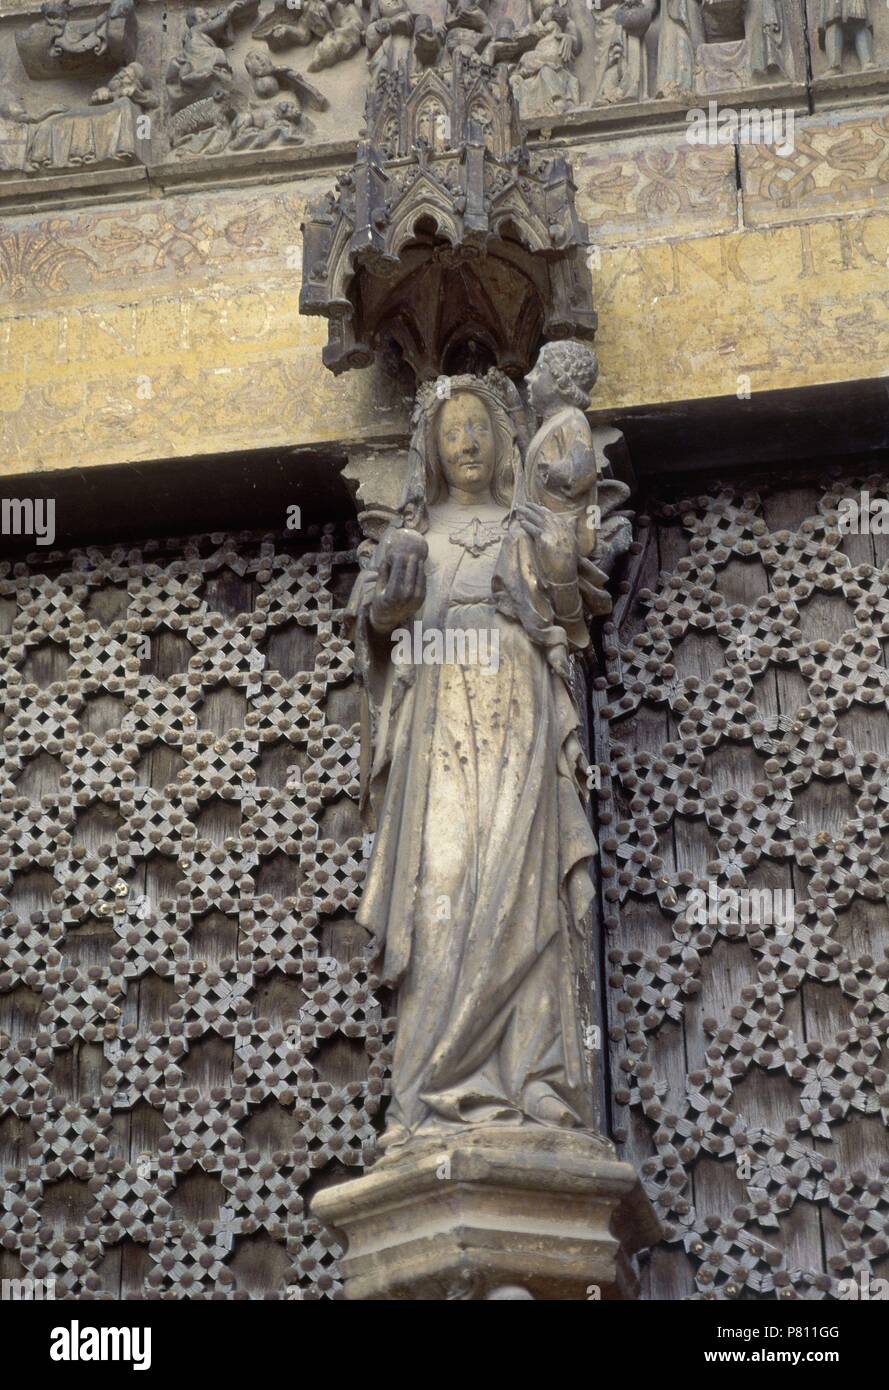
[[435, 393, 496, 496]]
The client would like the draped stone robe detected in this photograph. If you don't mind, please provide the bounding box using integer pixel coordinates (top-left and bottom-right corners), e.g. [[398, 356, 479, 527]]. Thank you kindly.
[[656, 0, 704, 95], [349, 496, 598, 1147]]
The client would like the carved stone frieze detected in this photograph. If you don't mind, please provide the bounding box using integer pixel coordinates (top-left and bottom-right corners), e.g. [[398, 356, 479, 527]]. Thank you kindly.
[[251, 0, 366, 70], [590, 0, 655, 104], [90, 57, 157, 108], [813, 0, 874, 74], [15, 0, 137, 80], [165, 0, 260, 110], [655, 0, 799, 99], [1, 0, 155, 177], [0, 88, 150, 174], [509, 0, 582, 118], [0, 0, 875, 193], [805, 0, 889, 95], [168, 44, 329, 156]]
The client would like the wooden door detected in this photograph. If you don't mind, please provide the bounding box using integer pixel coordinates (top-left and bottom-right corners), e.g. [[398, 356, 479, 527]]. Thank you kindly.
[[0, 523, 382, 1299], [598, 467, 889, 1300]]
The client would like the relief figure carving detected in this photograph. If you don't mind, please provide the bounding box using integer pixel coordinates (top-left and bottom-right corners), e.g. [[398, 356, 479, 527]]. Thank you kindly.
[[0, 61, 154, 175], [167, 12, 328, 156], [444, 0, 493, 66], [15, 0, 136, 79], [509, 0, 582, 118], [234, 49, 329, 143], [746, 0, 795, 79], [817, 0, 874, 72], [366, 0, 418, 79], [251, 0, 367, 71], [47, 0, 131, 57], [655, 0, 705, 95], [91, 62, 158, 110], [166, 0, 260, 108], [591, 0, 655, 102]]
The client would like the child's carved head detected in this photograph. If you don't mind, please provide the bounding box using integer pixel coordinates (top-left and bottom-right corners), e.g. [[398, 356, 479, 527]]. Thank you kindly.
[[527, 339, 598, 413]]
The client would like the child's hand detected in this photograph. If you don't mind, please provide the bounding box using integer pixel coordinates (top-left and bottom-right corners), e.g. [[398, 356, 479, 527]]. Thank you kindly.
[[515, 503, 578, 585]]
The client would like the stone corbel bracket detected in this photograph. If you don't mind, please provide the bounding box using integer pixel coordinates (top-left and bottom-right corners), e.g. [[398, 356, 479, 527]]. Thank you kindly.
[[313, 1125, 662, 1300]]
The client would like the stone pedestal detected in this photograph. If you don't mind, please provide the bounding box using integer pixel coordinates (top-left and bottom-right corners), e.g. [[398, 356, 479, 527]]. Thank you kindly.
[[312, 1126, 661, 1301]]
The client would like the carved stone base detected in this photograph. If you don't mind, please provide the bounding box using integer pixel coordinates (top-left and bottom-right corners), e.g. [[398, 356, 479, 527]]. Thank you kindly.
[[311, 1126, 661, 1301]]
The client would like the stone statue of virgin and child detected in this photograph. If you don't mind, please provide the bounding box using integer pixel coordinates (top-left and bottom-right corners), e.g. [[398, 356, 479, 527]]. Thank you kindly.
[[347, 340, 631, 1156]]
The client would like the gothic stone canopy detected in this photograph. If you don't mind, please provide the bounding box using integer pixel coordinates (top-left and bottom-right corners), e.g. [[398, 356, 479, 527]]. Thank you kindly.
[[300, 47, 596, 380]]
